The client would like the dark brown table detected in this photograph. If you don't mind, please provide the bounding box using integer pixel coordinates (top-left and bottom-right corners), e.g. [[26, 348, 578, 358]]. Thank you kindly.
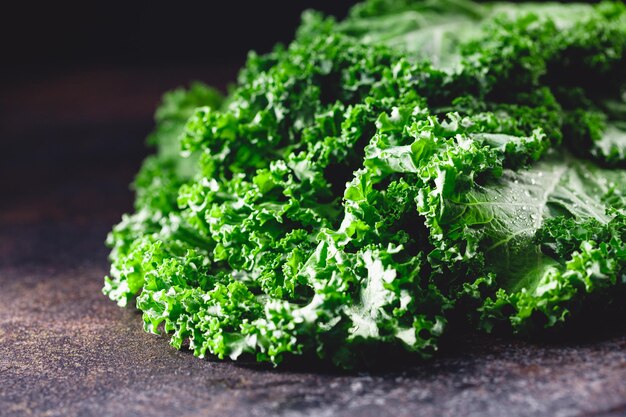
[[2, 67, 626, 417]]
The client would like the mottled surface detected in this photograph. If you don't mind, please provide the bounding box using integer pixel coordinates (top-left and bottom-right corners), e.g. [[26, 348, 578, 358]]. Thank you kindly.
[[1, 68, 626, 417]]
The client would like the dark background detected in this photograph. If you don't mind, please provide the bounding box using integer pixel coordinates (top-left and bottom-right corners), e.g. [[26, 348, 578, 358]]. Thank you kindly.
[[2, 2, 355, 78], [0, 1, 356, 211]]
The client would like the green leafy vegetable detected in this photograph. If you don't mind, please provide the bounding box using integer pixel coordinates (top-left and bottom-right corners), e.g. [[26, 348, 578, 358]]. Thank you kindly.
[[104, 0, 626, 368]]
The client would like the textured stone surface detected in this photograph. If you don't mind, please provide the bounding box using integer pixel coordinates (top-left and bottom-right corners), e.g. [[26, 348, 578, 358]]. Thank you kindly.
[[1, 68, 626, 417]]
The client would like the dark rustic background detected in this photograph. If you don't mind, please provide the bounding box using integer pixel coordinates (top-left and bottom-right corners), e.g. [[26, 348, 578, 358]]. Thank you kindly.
[[2, 2, 626, 417]]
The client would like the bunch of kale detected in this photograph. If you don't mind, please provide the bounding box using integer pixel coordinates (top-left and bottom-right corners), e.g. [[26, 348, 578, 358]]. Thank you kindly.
[[104, 0, 626, 367]]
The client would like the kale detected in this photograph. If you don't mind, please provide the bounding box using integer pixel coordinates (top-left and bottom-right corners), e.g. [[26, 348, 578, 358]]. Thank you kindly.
[[104, 0, 626, 368]]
